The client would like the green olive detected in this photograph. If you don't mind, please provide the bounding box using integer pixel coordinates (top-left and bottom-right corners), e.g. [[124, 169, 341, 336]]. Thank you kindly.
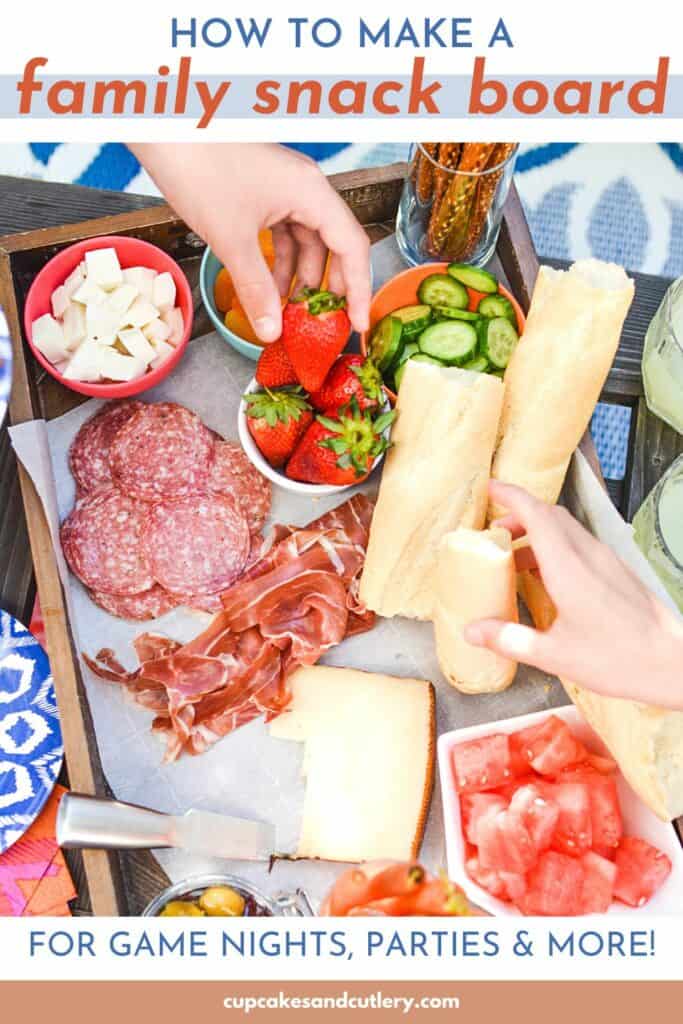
[[159, 900, 205, 917], [198, 885, 246, 917]]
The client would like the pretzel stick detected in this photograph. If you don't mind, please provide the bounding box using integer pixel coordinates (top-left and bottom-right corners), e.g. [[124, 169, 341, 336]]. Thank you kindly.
[[460, 143, 517, 260], [415, 143, 438, 205], [430, 143, 497, 259]]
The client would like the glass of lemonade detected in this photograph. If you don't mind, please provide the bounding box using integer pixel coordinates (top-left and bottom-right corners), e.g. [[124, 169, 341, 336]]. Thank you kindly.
[[642, 277, 683, 434], [633, 454, 683, 612]]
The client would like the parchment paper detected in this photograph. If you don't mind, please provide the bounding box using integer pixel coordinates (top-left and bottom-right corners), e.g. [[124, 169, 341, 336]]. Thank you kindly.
[[10, 236, 667, 909]]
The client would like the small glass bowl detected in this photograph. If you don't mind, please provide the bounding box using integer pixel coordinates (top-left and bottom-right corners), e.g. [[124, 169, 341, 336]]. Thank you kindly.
[[143, 873, 313, 917]]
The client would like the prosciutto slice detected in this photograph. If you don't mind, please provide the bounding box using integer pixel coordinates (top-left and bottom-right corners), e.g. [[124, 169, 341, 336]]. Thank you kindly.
[[84, 494, 376, 761]]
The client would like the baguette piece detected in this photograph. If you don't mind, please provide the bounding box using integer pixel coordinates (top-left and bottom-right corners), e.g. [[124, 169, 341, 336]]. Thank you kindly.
[[434, 527, 518, 693], [489, 259, 634, 520], [269, 665, 435, 862], [518, 569, 683, 822], [360, 361, 504, 620]]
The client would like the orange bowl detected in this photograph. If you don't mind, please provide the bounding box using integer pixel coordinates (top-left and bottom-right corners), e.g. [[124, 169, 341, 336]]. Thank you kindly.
[[360, 262, 527, 404]]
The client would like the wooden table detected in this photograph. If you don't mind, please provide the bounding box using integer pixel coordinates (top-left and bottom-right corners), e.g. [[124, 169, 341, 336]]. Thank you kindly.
[[1, 169, 681, 914]]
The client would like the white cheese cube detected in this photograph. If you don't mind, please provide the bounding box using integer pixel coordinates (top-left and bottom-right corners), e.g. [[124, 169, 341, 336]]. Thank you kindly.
[[62, 338, 104, 382], [84, 247, 123, 291], [32, 314, 69, 363], [123, 297, 159, 329], [143, 317, 172, 345], [123, 266, 157, 302], [117, 327, 156, 366], [86, 302, 120, 340], [150, 339, 175, 370], [51, 285, 70, 320], [106, 283, 139, 316], [62, 302, 87, 350], [94, 333, 117, 347], [72, 279, 107, 306], [161, 307, 184, 347], [152, 272, 176, 313], [96, 345, 147, 382], [63, 263, 86, 299]]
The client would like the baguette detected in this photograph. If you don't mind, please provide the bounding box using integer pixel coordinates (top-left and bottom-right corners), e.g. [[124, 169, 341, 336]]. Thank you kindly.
[[489, 259, 634, 520], [360, 361, 504, 620], [433, 527, 518, 693], [518, 569, 683, 822]]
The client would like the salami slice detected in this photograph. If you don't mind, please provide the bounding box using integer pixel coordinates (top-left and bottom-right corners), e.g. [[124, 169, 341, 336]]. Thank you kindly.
[[69, 400, 144, 494], [144, 492, 250, 596], [63, 488, 155, 596], [209, 440, 272, 533], [110, 402, 214, 502], [180, 592, 225, 615], [89, 585, 181, 621]]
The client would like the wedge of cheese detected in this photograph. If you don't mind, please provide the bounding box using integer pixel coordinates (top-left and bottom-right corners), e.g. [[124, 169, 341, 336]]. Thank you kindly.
[[269, 665, 435, 862], [360, 361, 504, 621], [518, 569, 683, 822]]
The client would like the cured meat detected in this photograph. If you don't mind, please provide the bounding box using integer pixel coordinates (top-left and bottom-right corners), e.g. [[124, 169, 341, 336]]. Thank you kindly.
[[110, 402, 214, 502], [180, 592, 226, 615], [85, 494, 376, 761], [69, 400, 144, 494], [209, 440, 271, 533], [89, 585, 181, 622], [62, 488, 155, 596], [143, 492, 250, 596]]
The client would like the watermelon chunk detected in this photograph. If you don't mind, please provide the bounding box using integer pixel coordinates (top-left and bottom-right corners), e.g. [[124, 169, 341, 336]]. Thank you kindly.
[[558, 766, 622, 853], [500, 871, 527, 902], [519, 851, 584, 916], [460, 793, 508, 845], [510, 715, 588, 776], [542, 781, 592, 856], [452, 734, 514, 794], [579, 851, 616, 914], [465, 852, 508, 900], [509, 783, 560, 853], [613, 837, 672, 908], [478, 807, 538, 875]]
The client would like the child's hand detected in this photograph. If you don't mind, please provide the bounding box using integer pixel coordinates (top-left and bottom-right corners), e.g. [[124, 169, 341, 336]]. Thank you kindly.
[[131, 143, 371, 342], [465, 481, 683, 709]]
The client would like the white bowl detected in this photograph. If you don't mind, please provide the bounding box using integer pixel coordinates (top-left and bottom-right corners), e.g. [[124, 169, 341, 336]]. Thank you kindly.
[[438, 704, 683, 916], [238, 377, 388, 497]]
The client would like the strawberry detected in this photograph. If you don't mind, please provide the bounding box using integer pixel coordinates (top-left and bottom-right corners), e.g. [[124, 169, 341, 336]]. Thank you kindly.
[[309, 354, 383, 412], [282, 289, 351, 393], [244, 387, 313, 468], [255, 338, 298, 388], [286, 398, 395, 486]]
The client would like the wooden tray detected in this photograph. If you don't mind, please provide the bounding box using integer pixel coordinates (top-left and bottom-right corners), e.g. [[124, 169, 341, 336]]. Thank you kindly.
[[0, 163, 676, 914]]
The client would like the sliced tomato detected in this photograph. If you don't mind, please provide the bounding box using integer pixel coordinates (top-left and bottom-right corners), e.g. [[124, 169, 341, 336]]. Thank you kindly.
[[460, 793, 508, 845], [579, 851, 616, 914], [613, 837, 672, 908], [465, 852, 508, 901], [558, 766, 622, 852], [519, 851, 584, 916], [452, 734, 514, 794], [478, 807, 538, 875], [510, 715, 587, 776], [508, 783, 560, 853], [541, 781, 592, 856]]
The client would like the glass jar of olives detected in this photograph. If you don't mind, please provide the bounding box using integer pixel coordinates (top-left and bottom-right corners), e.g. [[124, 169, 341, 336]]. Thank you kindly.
[[143, 874, 314, 918]]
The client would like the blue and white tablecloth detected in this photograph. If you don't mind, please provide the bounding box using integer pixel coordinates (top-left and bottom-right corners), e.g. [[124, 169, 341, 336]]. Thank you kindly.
[[3, 141, 683, 477]]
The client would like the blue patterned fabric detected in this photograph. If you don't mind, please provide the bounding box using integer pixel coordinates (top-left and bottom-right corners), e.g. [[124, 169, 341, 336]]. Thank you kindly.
[[5, 141, 683, 477], [0, 611, 63, 854]]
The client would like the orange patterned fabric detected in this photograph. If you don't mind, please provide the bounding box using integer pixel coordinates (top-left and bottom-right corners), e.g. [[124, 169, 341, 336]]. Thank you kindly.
[[0, 785, 76, 916]]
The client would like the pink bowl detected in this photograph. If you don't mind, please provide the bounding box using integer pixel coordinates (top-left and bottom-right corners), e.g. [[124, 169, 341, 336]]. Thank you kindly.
[[23, 235, 193, 399]]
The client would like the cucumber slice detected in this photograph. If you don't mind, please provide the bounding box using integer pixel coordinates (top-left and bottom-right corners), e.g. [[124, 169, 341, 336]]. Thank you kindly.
[[369, 315, 403, 372], [418, 321, 478, 365], [392, 304, 432, 337], [447, 263, 499, 294], [433, 305, 481, 323], [462, 356, 489, 374], [389, 342, 419, 389], [479, 317, 519, 369], [478, 294, 516, 324], [417, 274, 468, 310]]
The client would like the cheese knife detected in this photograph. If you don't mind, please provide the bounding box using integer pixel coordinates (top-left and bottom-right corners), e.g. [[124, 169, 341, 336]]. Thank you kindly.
[[57, 793, 274, 861]]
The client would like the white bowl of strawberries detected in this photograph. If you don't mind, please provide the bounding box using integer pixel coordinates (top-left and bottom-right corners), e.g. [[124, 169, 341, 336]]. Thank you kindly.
[[237, 289, 395, 496]]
